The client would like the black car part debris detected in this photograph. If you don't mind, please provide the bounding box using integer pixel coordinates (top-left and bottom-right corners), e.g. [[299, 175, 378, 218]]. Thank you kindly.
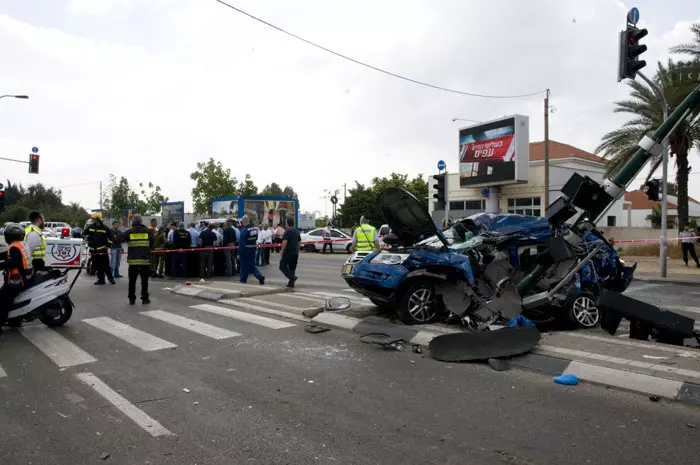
[[304, 324, 330, 334], [487, 358, 511, 371], [325, 297, 351, 311], [359, 332, 406, 351], [429, 327, 541, 362]]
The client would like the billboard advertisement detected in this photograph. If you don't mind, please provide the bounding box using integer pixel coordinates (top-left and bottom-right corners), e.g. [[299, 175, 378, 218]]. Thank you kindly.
[[211, 197, 239, 217], [162, 201, 184, 225], [243, 199, 296, 227], [122, 206, 137, 228], [458, 114, 529, 188]]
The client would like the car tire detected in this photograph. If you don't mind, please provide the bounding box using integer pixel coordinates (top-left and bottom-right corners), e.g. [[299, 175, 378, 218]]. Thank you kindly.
[[304, 244, 316, 253], [346, 244, 352, 254], [397, 281, 443, 325], [568, 291, 601, 328]]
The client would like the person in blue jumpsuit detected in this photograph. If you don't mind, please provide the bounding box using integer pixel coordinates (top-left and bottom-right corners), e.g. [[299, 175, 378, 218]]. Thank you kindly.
[[238, 215, 265, 285]]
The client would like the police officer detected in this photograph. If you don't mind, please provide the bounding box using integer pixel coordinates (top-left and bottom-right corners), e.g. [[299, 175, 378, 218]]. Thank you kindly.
[[24, 211, 46, 271], [238, 215, 265, 285], [84, 212, 116, 285], [120, 214, 154, 305], [351, 216, 380, 253]]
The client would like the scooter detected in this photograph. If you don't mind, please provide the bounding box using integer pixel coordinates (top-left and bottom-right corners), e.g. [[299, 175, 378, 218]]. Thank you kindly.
[[5, 266, 82, 328]]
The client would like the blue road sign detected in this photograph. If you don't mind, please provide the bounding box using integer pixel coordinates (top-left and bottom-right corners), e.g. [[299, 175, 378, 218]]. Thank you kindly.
[[31, 146, 38, 153], [437, 160, 446, 171], [628, 7, 639, 25], [481, 188, 489, 198]]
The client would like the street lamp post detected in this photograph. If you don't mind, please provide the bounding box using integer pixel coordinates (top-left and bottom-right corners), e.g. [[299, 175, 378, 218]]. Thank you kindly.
[[0, 95, 29, 100], [452, 117, 483, 124], [637, 71, 669, 277]]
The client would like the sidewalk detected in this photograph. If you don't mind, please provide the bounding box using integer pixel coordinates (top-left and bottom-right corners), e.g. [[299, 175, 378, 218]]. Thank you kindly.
[[626, 255, 700, 284]]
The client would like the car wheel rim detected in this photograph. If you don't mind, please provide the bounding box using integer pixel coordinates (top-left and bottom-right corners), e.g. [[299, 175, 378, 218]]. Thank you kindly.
[[572, 296, 599, 327], [408, 288, 435, 322]]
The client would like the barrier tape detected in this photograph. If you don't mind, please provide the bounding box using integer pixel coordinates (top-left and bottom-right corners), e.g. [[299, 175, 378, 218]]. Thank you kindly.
[[608, 235, 700, 245]]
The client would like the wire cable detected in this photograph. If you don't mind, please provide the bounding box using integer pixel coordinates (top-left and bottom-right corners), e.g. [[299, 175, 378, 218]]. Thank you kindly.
[[214, 0, 545, 99]]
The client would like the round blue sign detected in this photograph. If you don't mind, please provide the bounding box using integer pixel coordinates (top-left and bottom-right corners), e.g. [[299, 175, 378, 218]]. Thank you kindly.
[[481, 188, 490, 198], [31, 146, 38, 153], [437, 160, 446, 171], [628, 7, 639, 25]]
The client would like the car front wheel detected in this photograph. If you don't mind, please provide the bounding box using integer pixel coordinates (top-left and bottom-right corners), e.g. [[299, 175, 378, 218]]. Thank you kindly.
[[397, 281, 442, 325], [568, 291, 601, 328]]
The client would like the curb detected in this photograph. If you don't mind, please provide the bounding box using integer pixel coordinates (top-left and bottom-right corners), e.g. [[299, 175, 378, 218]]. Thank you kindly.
[[634, 276, 700, 286], [311, 312, 700, 407], [170, 283, 288, 301]]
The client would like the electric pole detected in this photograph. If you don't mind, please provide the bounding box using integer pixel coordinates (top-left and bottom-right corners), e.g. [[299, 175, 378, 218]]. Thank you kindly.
[[544, 88, 550, 213]]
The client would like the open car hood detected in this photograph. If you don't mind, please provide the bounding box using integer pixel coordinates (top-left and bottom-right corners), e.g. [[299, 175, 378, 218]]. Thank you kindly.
[[378, 188, 449, 247]]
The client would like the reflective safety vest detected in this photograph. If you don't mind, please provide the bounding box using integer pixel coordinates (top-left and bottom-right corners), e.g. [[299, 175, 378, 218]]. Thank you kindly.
[[24, 224, 46, 262], [354, 225, 376, 252], [6, 241, 33, 287], [126, 227, 152, 265]]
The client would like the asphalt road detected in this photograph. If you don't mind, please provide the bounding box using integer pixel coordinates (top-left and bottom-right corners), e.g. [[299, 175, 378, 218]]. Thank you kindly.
[[2, 255, 700, 464]]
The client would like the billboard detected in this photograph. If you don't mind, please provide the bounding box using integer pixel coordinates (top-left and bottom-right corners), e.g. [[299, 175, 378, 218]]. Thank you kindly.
[[243, 199, 296, 227], [162, 201, 184, 225], [458, 114, 529, 188], [211, 197, 239, 217], [122, 206, 137, 228]]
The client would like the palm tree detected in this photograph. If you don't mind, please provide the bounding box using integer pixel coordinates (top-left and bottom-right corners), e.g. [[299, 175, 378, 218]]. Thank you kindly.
[[646, 205, 676, 229], [671, 22, 700, 58], [595, 59, 700, 232]]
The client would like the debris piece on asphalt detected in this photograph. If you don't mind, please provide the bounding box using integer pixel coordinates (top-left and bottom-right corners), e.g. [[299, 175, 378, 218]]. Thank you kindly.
[[642, 355, 669, 360], [412, 345, 422, 354], [487, 358, 511, 372], [553, 374, 579, 385], [429, 327, 540, 362], [649, 395, 661, 402], [324, 297, 351, 312], [359, 333, 406, 350], [308, 380, 314, 384], [100, 453, 111, 460], [184, 281, 191, 286], [304, 323, 330, 334], [302, 307, 324, 318], [687, 423, 697, 428], [182, 388, 191, 393], [201, 356, 211, 360]]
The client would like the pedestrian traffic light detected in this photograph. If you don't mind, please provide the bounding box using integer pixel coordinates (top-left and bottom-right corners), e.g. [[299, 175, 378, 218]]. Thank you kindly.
[[28, 154, 40, 174], [618, 25, 648, 81], [643, 178, 661, 201], [0, 190, 4, 213], [432, 173, 446, 205]]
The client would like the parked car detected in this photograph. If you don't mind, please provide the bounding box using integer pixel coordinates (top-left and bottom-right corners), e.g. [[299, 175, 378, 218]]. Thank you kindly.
[[342, 188, 635, 327], [301, 228, 353, 253]]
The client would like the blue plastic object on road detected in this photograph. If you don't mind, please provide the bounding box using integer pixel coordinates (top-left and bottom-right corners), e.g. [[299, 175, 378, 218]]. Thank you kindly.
[[553, 374, 579, 386], [507, 315, 536, 328]]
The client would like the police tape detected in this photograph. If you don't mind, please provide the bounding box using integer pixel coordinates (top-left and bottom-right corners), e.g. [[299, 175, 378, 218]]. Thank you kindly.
[[608, 235, 700, 245]]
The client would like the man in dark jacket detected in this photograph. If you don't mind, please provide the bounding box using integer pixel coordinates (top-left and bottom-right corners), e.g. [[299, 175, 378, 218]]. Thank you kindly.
[[171, 222, 192, 278], [119, 214, 155, 305], [222, 219, 238, 277], [84, 212, 115, 285]]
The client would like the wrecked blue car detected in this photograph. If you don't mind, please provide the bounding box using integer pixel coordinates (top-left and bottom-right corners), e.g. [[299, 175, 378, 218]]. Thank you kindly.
[[342, 188, 635, 328]]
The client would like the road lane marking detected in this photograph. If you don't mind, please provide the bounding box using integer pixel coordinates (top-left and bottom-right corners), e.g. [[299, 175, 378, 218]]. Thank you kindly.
[[0, 363, 6, 378], [20, 325, 97, 368], [555, 332, 700, 355], [191, 304, 296, 329], [141, 310, 241, 340], [76, 372, 172, 437], [283, 293, 326, 304], [83, 317, 177, 351], [218, 300, 309, 322]]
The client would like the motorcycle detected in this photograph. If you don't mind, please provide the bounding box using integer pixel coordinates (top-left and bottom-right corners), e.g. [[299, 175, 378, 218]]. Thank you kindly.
[[5, 266, 82, 328]]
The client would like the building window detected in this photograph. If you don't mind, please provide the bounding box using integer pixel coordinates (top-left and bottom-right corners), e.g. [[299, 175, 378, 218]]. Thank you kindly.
[[449, 201, 465, 210], [507, 197, 541, 217], [607, 216, 617, 227], [465, 200, 485, 210]]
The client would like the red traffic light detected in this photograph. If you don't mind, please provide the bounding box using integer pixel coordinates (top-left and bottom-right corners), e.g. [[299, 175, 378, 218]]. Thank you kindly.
[[32, 155, 38, 160], [0, 191, 4, 196]]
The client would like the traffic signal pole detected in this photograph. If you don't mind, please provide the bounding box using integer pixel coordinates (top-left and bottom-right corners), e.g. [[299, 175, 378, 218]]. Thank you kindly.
[[444, 171, 450, 227]]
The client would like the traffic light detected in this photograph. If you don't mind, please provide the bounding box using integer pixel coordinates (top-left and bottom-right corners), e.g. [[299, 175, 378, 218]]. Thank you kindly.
[[28, 154, 39, 174], [432, 173, 446, 205], [643, 179, 661, 201], [618, 25, 648, 81], [0, 190, 5, 213]]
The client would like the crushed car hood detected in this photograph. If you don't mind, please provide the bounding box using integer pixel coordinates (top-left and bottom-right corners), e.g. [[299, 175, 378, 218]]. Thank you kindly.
[[460, 213, 550, 239], [378, 188, 448, 247]]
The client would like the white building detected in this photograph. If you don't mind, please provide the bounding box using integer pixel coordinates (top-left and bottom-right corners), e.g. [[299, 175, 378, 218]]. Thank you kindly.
[[430, 140, 627, 226], [623, 190, 700, 228]]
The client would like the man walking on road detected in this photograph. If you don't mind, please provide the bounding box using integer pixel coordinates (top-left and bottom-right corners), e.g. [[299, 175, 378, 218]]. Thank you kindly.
[[322, 222, 333, 254], [680, 224, 700, 268], [109, 221, 124, 278], [120, 215, 154, 305], [351, 216, 380, 253], [279, 218, 301, 288], [85, 212, 116, 285], [238, 215, 265, 285]]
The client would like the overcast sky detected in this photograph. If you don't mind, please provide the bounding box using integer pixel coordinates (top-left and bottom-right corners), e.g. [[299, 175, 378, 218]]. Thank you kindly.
[[0, 0, 699, 216]]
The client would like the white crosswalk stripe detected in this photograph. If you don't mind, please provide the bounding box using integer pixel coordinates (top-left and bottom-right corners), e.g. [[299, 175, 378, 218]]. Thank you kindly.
[[0, 363, 6, 378], [141, 310, 241, 340], [20, 325, 97, 368], [283, 293, 326, 304], [77, 372, 172, 437], [309, 291, 373, 304], [191, 303, 297, 329], [238, 297, 319, 313], [83, 317, 177, 351]]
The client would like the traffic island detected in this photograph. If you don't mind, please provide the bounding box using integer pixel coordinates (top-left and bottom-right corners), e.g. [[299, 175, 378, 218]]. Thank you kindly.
[[170, 281, 289, 302]]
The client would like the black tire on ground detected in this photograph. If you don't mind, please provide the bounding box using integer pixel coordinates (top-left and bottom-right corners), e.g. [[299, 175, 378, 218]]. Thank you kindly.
[[304, 244, 316, 253], [40, 298, 73, 327], [397, 281, 443, 325], [567, 291, 601, 329], [346, 244, 352, 253]]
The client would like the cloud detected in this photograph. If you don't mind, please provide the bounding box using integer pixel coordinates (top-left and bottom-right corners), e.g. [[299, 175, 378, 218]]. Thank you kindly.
[[0, 0, 698, 216]]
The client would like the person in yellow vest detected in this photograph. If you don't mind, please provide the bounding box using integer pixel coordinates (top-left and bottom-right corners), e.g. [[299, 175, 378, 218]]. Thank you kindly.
[[1, 224, 33, 332], [118, 214, 154, 305], [24, 211, 46, 271], [351, 216, 380, 253]]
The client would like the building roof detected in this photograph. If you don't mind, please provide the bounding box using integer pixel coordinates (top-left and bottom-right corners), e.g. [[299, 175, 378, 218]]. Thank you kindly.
[[624, 190, 700, 210], [530, 140, 605, 164]]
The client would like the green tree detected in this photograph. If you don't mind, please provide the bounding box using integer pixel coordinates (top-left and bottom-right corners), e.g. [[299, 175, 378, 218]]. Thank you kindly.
[[136, 182, 168, 215], [103, 175, 139, 220], [595, 59, 700, 232], [3, 180, 25, 207], [670, 22, 700, 57], [646, 205, 676, 229], [237, 174, 258, 196], [261, 182, 284, 196], [0, 204, 30, 224], [666, 182, 679, 196], [282, 186, 298, 198], [189, 158, 238, 214]]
